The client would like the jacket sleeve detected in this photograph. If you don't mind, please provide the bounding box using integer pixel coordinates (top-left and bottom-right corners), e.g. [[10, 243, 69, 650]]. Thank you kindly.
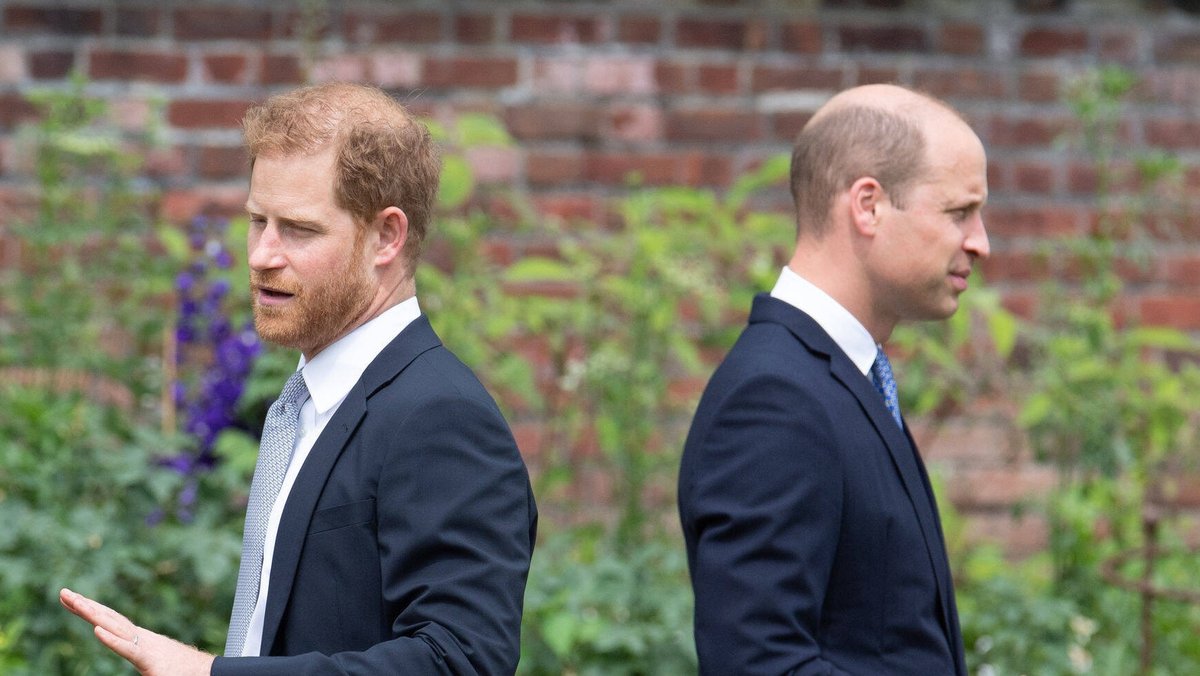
[[212, 390, 536, 676], [681, 371, 853, 676]]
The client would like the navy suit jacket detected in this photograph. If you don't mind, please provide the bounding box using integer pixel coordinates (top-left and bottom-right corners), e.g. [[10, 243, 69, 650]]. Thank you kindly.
[[212, 316, 537, 676], [678, 295, 966, 675]]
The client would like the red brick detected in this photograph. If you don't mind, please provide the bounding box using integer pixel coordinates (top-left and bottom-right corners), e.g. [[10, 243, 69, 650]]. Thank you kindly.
[[679, 152, 733, 188], [940, 22, 985, 56], [1000, 291, 1038, 319], [310, 55, 367, 83], [90, 49, 187, 83], [0, 93, 37, 130], [948, 467, 1058, 509], [985, 205, 1080, 237], [29, 50, 76, 79], [175, 8, 272, 40], [455, 14, 494, 44], [855, 66, 901, 86], [773, 111, 813, 141], [751, 65, 842, 92], [586, 152, 679, 186], [531, 192, 605, 224], [913, 68, 1007, 100], [511, 14, 601, 44], [978, 249, 1052, 282], [987, 115, 1069, 147], [5, 6, 103, 35], [1012, 161, 1056, 194], [196, 145, 248, 180], [1145, 118, 1200, 149], [346, 11, 442, 44], [618, 16, 661, 44], [655, 62, 689, 94], [423, 57, 517, 88], [1168, 472, 1200, 508], [1068, 163, 1100, 194], [506, 103, 600, 141], [1166, 256, 1200, 287], [1098, 28, 1139, 62], [1155, 31, 1200, 64], [167, 100, 253, 130], [839, 25, 930, 53], [1018, 71, 1061, 102], [782, 21, 823, 54], [527, 152, 585, 187], [666, 109, 763, 142], [159, 186, 248, 224], [1019, 28, 1089, 57], [115, 7, 162, 36], [677, 17, 757, 50], [698, 64, 739, 95], [1139, 295, 1200, 329], [583, 57, 655, 95], [261, 54, 304, 85], [203, 54, 248, 84], [606, 105, 664, 142]]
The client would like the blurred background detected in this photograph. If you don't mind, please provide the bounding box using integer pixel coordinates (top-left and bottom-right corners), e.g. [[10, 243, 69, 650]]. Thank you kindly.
[[1, 0, 1200, 673]]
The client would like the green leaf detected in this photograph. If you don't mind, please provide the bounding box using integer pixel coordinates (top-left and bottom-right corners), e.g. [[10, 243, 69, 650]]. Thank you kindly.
[[987, 308, 1019, 359], [438, 155, 473, 210], [455, 113, 513, 147], [541, 612, 577, 657], [503, 257, 574, 282]]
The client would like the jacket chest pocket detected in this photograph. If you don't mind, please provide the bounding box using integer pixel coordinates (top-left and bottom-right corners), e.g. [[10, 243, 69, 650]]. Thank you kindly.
[[308, 498, 376, 534]]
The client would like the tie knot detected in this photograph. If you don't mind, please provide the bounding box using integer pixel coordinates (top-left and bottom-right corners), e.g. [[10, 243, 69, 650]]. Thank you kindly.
[[871, 348, 894, 385], [278, 370, 309, 408], [870, 347, 903, 429]]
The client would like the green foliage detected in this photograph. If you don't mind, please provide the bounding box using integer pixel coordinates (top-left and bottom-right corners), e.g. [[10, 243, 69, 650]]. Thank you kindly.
[[994, 65, 1200, 673], [0, 79, 245, 673], [1, 74, 173, 392], [0, 387, 243, 674], [421, 129, 792, 550], [418, 118, 789, 672], [518, 530, 695, 675]]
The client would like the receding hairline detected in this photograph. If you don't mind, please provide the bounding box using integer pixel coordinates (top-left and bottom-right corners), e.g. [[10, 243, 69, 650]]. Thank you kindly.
[[808, 85, 969, 145]]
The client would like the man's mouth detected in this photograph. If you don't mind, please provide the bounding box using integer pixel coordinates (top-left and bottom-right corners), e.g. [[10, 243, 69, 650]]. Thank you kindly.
[[254, 284, 297, 303]]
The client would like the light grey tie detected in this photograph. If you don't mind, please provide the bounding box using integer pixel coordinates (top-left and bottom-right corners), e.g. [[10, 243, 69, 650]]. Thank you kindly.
[[225, 370, 308, 656], [870, 347, 904, 429]]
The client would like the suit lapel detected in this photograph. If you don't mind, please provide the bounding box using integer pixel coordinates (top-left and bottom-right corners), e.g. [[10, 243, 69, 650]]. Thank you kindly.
[[258, 316, 443, 653], [749, 294, 959, 660]]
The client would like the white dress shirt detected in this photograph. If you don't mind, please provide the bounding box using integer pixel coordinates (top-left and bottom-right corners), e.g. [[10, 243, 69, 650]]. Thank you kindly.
[[239, 296, 422, 656], [770, 266, 878, 378]]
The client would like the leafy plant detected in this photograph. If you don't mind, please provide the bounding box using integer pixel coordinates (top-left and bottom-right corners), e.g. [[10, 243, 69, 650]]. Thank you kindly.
[[0, 79, 246, 673]]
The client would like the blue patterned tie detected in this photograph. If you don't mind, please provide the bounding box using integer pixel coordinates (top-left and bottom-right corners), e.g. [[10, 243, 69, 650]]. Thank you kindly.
[[870, 347, 903, 429], [225, 370, 308, 656]]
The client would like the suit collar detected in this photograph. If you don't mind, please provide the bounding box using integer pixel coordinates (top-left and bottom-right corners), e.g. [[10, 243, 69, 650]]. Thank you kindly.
[[259, 316, 442, 653]]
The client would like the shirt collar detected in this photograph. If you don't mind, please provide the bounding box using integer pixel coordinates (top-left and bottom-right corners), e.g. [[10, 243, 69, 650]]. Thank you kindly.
[[296, 297, 422, 416], [770, 266, 878, 376]]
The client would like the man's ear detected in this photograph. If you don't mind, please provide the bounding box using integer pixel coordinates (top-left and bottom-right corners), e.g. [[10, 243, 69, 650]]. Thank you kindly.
[[847, 176, 885, 237], [373, 206, 408, 266]]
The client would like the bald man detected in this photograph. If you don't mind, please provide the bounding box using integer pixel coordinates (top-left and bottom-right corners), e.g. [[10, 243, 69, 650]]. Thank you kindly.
[[678, 84, 988, 674]]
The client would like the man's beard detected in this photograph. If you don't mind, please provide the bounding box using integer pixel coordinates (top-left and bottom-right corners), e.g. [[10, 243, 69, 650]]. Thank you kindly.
[[251, 250, 374, 356]]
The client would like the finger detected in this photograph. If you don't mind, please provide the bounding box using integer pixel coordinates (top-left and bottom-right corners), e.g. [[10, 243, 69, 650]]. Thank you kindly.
[[60, 589, 137, 638], [95, 624, 140, 663]]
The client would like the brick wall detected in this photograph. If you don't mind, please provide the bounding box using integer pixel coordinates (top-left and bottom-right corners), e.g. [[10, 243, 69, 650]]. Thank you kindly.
[[3, 0, 1200, 554]]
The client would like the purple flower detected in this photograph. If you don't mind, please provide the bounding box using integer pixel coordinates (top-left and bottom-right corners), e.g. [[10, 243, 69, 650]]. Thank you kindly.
[[163, 215, 262, 513]]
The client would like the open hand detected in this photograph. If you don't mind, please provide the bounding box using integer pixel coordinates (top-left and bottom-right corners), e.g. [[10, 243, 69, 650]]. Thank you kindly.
[[59, 588, 215, 676]]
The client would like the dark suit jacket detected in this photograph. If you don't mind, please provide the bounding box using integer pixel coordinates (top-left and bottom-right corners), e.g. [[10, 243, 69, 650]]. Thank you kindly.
[[678, 295, 966, 675], [212, 316, 537, 676]]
